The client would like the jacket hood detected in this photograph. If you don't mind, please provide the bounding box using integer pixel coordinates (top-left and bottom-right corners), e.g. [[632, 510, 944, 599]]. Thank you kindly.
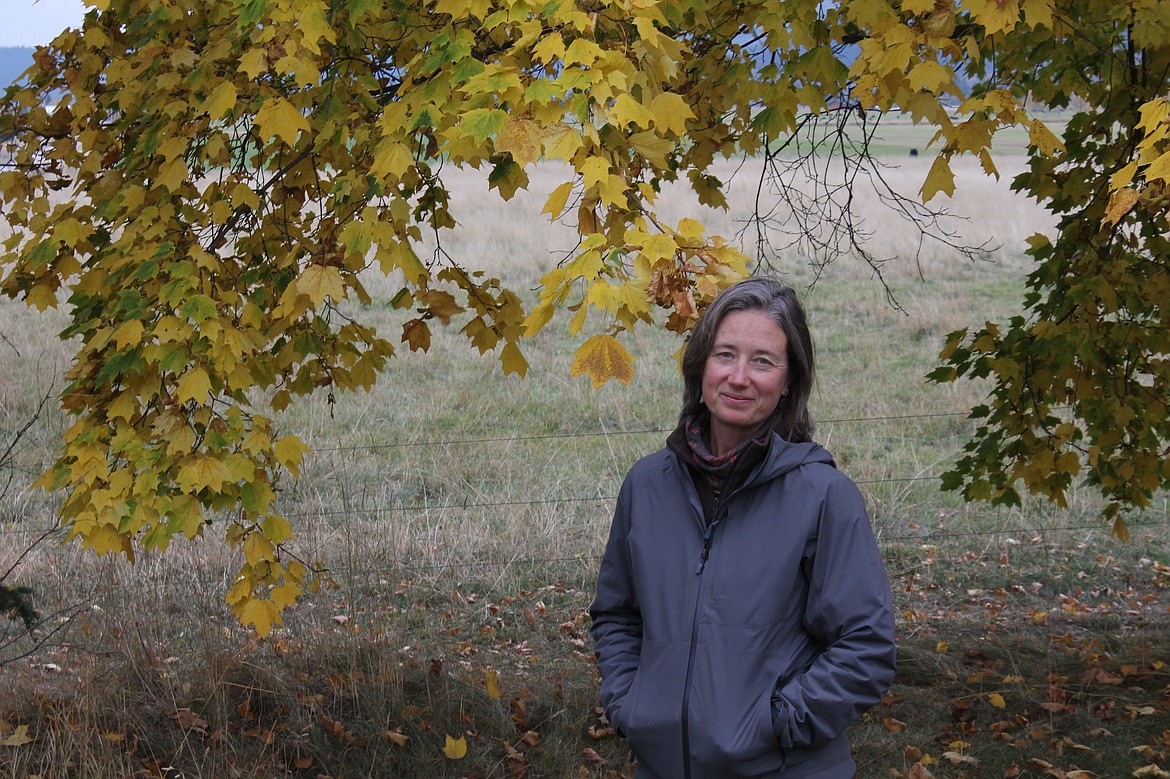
[[757, 435, 835, 481]]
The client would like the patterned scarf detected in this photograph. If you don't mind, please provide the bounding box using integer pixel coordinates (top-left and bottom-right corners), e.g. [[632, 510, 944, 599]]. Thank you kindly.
[[682, 410, 773, 498]]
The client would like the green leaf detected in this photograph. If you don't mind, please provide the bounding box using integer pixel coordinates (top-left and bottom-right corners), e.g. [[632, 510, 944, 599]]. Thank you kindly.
[[236, 0, 267, 27], [462, 108, 507, 144]]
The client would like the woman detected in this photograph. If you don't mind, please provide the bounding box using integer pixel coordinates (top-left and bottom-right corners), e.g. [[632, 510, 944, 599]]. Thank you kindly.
[[590, 277, 896, 778]]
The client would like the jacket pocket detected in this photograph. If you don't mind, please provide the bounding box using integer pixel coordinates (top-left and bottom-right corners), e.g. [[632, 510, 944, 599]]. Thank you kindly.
[[687, 634, 786, 777], [615, 639, 688, 779]]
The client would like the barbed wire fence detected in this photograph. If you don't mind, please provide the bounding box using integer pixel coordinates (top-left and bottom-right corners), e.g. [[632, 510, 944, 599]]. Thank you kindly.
[[2, 409, 1166, 598]]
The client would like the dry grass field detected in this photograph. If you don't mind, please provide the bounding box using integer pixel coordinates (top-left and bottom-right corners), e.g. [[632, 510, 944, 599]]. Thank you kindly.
[[2, 135, 1169, 778]]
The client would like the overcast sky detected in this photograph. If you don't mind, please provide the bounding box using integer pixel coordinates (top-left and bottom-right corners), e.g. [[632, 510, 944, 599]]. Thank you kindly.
[[1, 0, 87, 47]]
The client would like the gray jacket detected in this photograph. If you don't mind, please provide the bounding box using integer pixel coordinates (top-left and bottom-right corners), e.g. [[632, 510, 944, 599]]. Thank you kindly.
[[590, 436, 896, 778]]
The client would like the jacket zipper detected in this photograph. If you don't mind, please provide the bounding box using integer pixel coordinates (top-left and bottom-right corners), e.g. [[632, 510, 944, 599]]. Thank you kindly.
[[680, 503, 725, 779]]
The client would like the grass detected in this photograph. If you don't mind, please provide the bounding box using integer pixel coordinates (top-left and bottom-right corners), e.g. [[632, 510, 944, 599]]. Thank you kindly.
[[1, 144, 1168, 778]]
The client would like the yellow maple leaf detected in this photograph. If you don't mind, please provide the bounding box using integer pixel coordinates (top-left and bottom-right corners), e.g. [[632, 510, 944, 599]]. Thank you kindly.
[[25, 284, 58, 311], [968, 0, 1021, 34], [676, 218, 705, 241], [156, 158, 189, 191], [522, 301, 556, 337], [296, 0, 337, 53], [106, 391, 137, 422], [82, 523, 132, 557], [1143, 150, 1170, 184], [296, 264, 346, 307], [629, 130, 675, 168], [496, 116, 543, 166], [570, 334, 635, 389], [1029, 119, 1065, 158], [111, 320, 144, 350], [541, 123, 582, 161], [51, 217, 91, 247], [243, 531, 275, 566], [274, 435, 310, 477], [371, 228, 429, 283], [920, 155, 956, 201], [649, 93, 694, 136], [204, 80, 237, 120], [1104, 188, 1140, 225], [500, 341, 528, 378], [987, 692, 1007, 708], [612, 93, 654, 129], [175, 367, 212, 404], [907, 61, 952, 94], [176, 455, 234, 494], [238, 598, 277, 638], [542, 180, 574, 218], [371, 140, 416, 181], [1020, 0, 1054, 29], [253, 97, 311, 146], [442, 734, 468, 759], [270, 582, 302, 611], [580, 156, 612, 193]]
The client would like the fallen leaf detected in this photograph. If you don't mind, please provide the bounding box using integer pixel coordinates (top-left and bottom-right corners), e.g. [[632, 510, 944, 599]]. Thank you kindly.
[[486, 670, 502, 700], [943, 750, 978, 766], [908, 762, 935, 779], [442, 734, 468, 759], [174, 708, 209, 734], [384, 729, 409, 747], [1134, 767, 1170, 778], [0, 725, 32, 747], [883, 717, 907, 733], [581, 747, 607, 764], [319, 713, 344, 739]]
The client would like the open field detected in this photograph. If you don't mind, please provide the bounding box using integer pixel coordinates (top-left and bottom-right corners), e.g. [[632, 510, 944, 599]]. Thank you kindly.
[[1, 144, 1168, 778]]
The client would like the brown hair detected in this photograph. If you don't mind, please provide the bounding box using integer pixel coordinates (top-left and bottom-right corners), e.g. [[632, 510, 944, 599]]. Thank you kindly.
[[680, 277, 816, 442]]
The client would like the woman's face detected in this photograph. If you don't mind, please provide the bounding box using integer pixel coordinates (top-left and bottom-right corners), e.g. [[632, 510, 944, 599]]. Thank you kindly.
[[701, 309, 790, 456]]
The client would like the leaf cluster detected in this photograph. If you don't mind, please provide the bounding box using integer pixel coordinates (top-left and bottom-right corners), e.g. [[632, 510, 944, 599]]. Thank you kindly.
[[929, 0, 1170, 534]]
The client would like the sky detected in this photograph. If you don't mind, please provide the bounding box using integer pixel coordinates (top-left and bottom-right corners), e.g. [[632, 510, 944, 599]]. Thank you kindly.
[[0, 0, 88, 47]]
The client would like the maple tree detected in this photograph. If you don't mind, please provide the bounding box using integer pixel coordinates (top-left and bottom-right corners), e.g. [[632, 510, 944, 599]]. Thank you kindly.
[[926, 0, 1170, 537], [0, 0, 1165, 631]]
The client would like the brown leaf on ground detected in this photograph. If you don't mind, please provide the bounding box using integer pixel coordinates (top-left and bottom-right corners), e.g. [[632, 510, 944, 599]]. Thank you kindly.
[[883, 716, 907, 733], [907, 762, 935, 779], [582, 747, 607, 764]]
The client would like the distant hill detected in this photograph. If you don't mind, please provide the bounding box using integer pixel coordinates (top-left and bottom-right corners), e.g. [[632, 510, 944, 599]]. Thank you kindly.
[[1, 47, 35, 88]]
